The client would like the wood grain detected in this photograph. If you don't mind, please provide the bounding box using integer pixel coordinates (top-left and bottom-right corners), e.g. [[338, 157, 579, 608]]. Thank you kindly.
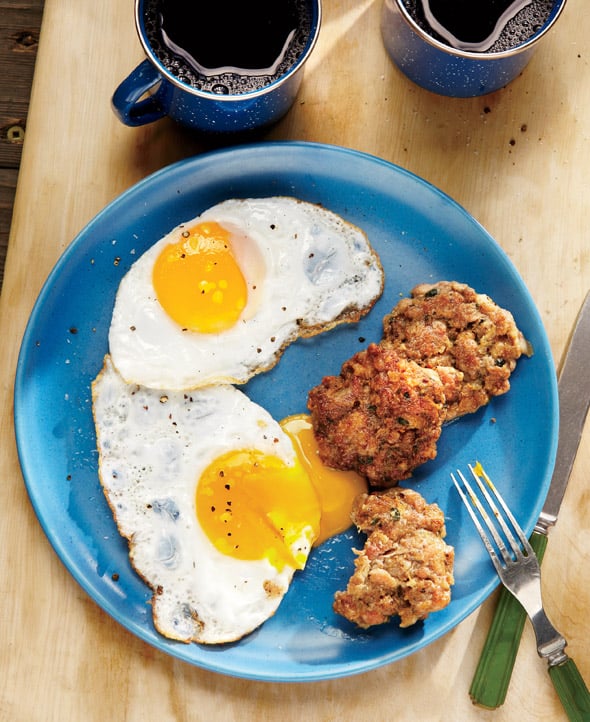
[[1, 1, 589, 720]]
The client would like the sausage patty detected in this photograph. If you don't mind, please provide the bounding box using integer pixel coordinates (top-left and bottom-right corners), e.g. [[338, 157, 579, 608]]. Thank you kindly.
[[307, 343, 446, 487], [333, 487, 454, 628], [382, 281, 531, 420]]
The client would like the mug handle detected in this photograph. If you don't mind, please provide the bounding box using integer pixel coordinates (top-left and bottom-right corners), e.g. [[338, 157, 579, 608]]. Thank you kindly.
[[111, 59, 170, 126]]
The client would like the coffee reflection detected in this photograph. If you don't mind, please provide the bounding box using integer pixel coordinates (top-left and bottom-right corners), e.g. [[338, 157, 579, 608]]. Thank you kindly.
[[160, 0, 298, 77], [417, 0, 554, 52], [146, 0, 312, 95]]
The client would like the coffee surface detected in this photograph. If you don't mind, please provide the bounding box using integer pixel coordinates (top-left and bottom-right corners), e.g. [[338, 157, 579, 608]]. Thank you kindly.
[[145, 0, 312, 95], [406, 0, 555, 52]]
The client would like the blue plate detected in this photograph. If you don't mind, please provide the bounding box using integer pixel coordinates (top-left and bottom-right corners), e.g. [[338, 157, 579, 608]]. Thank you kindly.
[[15, 142, 558, 682]]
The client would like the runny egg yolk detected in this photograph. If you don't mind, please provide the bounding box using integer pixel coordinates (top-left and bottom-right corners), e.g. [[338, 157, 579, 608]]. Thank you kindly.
[[196, 416, 367, 569], [280, 414, 368, 545], [196, 449, 321, 572], [152, 221, 248, 333]]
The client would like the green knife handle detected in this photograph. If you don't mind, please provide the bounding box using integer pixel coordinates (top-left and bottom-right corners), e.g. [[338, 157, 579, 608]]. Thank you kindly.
[[549, 658, 590, 722], [469, 530, 549, 709]]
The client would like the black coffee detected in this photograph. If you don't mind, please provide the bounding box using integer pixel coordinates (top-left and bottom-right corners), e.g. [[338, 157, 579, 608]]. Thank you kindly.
[[145, 0, 312, 95], [405, 0, 555, 53]]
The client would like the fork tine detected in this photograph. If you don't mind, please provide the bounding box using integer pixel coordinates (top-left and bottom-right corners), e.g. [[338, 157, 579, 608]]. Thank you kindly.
[[469, 462, 534, 559], [453, 467, 524, 569], [465, 464, 523, 563], [454, 468, 515, 564], [451, 471, 503, 575]]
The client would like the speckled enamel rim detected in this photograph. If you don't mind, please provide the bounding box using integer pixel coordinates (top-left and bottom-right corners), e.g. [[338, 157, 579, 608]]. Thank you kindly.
[[133, 0, 322, 100], [394, 0, 567, 59]]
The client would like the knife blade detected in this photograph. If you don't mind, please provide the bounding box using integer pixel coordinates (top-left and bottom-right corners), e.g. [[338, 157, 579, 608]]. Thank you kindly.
[[469, 289, 590, 710]]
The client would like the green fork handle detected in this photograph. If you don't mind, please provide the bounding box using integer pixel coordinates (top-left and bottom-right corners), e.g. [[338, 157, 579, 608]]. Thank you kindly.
[[469, 531, 547, 708], [470, 530, 590, 720], [549, 658, 590, 722]]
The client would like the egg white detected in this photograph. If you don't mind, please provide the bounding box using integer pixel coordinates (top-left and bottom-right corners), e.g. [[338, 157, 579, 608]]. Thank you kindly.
[[108, 197, 384, 390], [92, 356, 316, 644]]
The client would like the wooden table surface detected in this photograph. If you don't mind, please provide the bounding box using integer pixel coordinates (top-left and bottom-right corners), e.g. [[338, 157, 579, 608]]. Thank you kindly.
[[1, 1, 589, 720]]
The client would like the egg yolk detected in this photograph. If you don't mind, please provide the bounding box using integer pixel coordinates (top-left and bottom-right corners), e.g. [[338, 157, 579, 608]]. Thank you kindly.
[[152, 221, 248, 333], [196, 449, 321, 571], [280, 414, 367, 545]]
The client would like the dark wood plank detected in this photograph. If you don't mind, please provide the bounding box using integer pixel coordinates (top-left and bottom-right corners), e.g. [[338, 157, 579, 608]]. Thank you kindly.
[[0, 1, 45, 290], [0, 167, 17, 286], [0, 2, 44, 168]]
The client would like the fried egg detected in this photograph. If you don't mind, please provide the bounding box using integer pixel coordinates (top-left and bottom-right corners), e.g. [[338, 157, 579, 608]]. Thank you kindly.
[[108, 197, 384, 390], [92, 356, 321, 644]]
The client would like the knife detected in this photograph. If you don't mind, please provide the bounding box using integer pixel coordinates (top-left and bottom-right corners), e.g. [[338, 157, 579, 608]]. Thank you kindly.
[[470, 290, 590, 709]]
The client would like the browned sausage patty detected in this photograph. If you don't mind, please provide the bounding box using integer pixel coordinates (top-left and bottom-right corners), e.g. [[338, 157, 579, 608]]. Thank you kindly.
[[382, 281, 531, 420], [307, 343, 446, 487], [333, 487, 454, 628]]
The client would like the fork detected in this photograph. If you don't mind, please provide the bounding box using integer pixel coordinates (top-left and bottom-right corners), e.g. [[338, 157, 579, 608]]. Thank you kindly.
[[452, 463, 590, 721]]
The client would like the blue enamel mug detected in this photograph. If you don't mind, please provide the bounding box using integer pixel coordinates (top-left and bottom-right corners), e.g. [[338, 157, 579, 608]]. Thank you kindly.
[[112, 0, 321, 133], [381, 0, 567, 97]]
